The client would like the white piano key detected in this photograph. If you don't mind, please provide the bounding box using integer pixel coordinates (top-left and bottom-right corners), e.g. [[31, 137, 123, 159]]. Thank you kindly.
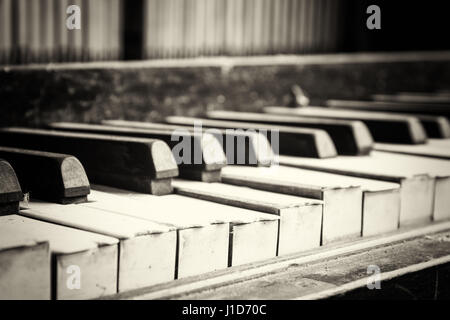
[[84, 185, 279, 275], [279, 151, 449, 224], [222, 165, 365, 244], [0, 215, 118, 300], [19, 200, 177, 292], [0, 229, 50, 299], [173, 179, 323, 255], [375, 142, 450, 160]]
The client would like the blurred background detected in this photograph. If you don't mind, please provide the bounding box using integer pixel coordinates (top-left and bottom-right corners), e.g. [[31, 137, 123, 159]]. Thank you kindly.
[[1, 0, 449, 65]]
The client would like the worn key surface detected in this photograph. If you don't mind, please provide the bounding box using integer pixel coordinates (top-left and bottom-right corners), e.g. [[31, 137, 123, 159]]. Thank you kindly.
[[263, 106, 427, 144], [221, 166, 364, 244], [166, 116, 337, 158], [173, 179, 323, 255], [279, 151, 450, 224], [0, 215, 118, 300], [20, 200, 177, 292], [0, 229, 50, 299], [84, 186, 279, 274], [0, 127, 179, 195], [222, 165, 400, 239], [374, 142, 450, 160], [0, 147, 90, 204], [0, 159, 23, 215], [206, 110, 374, 155], [324, 100, 450, 138], [103, 120, 275, 167], [49, 122, 227, 182]]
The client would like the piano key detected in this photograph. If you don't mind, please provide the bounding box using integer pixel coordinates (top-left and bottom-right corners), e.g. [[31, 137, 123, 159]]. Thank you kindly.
[[374, 142, 450, 160], [0, 215, 118, 300], [278, 151, 450, 224], [84, 186, 279, 274], [221, 166, 362, 243], [0, 159, 23, 215], [222, 165, 400, 239], [0, 127, 179, 195], [373, 93, 450, 105], [324, 100, 450, 138], [0, 147, 90, 204], [206, 110, 374, 155], [0, 231, 50, 299], [102, 119, 275, 167], [19, 200, 176, 292], [337, 97, 450, 118], [428, 138, 450, 149], [263, 106, 427, 144], [166, 116, 337, 158], [172, 179, 323, 255], [48, 122, 227, 182]]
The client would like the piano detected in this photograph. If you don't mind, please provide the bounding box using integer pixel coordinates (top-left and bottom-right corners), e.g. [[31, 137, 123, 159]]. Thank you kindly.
[[1, 52, 450, 300]]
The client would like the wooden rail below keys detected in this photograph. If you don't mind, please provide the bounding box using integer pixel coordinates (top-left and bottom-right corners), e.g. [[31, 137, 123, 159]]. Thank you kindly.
[[0, 127, 179, 195], [0, 147, 90, 204], [106, 221, 450, 300]]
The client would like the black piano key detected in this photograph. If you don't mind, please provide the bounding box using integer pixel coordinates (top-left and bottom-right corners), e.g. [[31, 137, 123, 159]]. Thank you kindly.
[[0, 159, 23, 215], [262, 106, 427, 145], [165, 116, 338, 159], [0, 127, 178, 195], [327, 96, 450, 119], [48, 122, 227, 182], [102, 119, 275, 167], [0, 147, 90, 204], [206, 110, 374, 155], [325, 100, 450, 138]]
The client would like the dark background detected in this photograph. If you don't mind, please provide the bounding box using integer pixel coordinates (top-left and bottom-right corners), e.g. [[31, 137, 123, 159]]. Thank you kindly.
[[341, 0, 449, 52]]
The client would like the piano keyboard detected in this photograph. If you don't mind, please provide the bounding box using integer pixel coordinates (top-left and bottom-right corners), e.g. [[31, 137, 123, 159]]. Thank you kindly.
[[1, 91, 450, 300]]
